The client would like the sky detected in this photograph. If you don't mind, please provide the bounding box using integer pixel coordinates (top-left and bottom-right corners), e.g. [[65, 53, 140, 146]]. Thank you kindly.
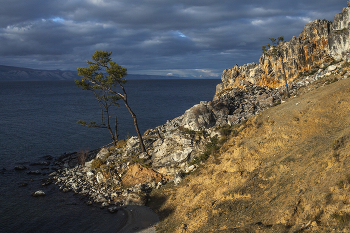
[[0, 0, 347, 78]]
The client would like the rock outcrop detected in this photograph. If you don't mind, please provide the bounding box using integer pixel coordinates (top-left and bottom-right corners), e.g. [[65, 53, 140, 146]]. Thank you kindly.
[[216, 1, 350, 97]]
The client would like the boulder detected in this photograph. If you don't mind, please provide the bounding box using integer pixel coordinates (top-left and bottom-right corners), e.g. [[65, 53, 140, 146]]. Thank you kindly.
[[182, 103, 216, 131], [171, 148, 192, 163], [121, 164, 164, 187], [173, 171, 183, 186], [32, 190, 46, 197], [327, 65, 337, 71], [108, 206, 119, 213], [125, 193, 146, 206], [96, 148, 109, 160], [96, 172, 104, 184], [139, 152, 150, 159]]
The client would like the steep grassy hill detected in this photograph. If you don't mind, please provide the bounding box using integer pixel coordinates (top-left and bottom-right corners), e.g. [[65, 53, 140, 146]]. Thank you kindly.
[[148, 73, 350, 232]]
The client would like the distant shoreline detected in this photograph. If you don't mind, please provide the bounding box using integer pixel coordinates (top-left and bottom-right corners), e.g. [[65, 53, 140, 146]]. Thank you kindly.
[[0, 64, 219, 81]]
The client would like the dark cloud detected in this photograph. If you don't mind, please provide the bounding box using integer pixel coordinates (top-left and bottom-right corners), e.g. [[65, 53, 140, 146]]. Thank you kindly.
[[0, 0, 347, 78]]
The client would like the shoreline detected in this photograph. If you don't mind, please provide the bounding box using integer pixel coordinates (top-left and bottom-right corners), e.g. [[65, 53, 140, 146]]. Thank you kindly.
[[117, 205, 159, 233]]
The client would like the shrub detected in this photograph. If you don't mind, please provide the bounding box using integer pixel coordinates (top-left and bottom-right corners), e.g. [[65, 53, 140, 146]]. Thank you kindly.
[[91, 158, 103, 169], [190, 136, 221, 165], [196, 130, 208, 137], [109, 139, 127, 150], [346, 174, 350, 184], [77, 148, 89, 165], [324, 77, 338, 85], [330, 212, 350, 225], [337, 180, 345, 189], [332, 137, 345, 150], [220, 126, 231, 137], [342, 61, 350, 68], [179, 126, 196, 135]]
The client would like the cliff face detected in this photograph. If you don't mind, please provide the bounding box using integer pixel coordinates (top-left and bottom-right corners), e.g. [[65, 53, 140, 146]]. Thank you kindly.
[[216, 1, 350, 97]]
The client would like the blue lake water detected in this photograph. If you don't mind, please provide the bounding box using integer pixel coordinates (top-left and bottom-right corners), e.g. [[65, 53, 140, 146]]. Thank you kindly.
[[0, 79, 220, 233]]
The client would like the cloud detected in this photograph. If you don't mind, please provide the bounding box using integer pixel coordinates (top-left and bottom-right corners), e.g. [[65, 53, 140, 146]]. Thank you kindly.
[[0, 0, 347, 77]]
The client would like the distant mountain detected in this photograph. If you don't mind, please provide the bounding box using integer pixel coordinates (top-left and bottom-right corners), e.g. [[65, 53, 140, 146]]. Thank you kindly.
[[0, 65, 183, 81], [0, 65, 80, 81]]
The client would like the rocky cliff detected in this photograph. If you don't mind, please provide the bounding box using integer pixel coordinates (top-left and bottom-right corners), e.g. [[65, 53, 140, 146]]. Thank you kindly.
[[216, 1, 350, 97]]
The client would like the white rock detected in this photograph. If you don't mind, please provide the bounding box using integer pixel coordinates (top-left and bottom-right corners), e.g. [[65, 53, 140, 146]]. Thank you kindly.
[[139, 152, 150, 159], [48, 171, 57, 176], [126, 137, 139, 148], [96, 172, 104, 184], [95, 195, 107, 203], [101, 202, 109, 207], [86, 171, 94, 179], [32, 190, 46, 197], [185, 164, 197, 173], [327, 65, 337, 71], [171, 148, 192, 163], [96, 148, 109, 160], [111, 193, 118, 199], [84, 160, 92, 169], [108, 206, 119, 213], [122, 189, 129, 197]]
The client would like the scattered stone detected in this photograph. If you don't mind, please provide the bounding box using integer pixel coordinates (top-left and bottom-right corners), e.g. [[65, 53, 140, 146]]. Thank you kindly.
[[86, 201, 93, 205], [327, 65, 337, 71], [14, 165, 27, 171], [32, 190, 46, 197], [156, 182, 162, 189], [95, 195, 108, 203], [62, 188, 70, 193], [173, 171, 183, 186], [27, 170, 41, 175], [108, 206, 119, 213], [48, 171, 57, 176], [139, 152, 150, 159], [96, 148, 110, 160], [101, 202, 109, 207], [125, 193, 146, 206], [185, 164, 198, 173], [96, 172, 104, 184], [122, 189, 129, 197], [42, 179, 53, 186]]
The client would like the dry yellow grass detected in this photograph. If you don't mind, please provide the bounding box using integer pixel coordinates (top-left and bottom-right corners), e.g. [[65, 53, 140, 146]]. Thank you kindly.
[[148, 76, 350, 232]]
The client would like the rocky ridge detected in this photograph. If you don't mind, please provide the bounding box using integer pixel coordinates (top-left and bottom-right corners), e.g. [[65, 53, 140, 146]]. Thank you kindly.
[[47, 59, 349, 210], [215, 1, 350, 97]]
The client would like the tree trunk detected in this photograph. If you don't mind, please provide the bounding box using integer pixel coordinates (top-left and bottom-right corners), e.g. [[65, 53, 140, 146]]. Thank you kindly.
[[115, 116, 118, 144], [107, 125, 117, 146], [123, 101, 146, 152], [282, 62, 290, 98], [105, 107, 117, 146]]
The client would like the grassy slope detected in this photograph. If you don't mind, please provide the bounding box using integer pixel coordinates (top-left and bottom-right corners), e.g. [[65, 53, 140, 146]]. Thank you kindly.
[[148, 75, 350, 232]]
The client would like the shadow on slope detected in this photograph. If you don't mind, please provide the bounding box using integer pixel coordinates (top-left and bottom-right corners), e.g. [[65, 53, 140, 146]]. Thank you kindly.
[[148, 77, 350, 232]]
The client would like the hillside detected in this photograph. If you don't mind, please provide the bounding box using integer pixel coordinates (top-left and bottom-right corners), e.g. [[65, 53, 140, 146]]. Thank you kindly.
[[148, 71, 350, 232]]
